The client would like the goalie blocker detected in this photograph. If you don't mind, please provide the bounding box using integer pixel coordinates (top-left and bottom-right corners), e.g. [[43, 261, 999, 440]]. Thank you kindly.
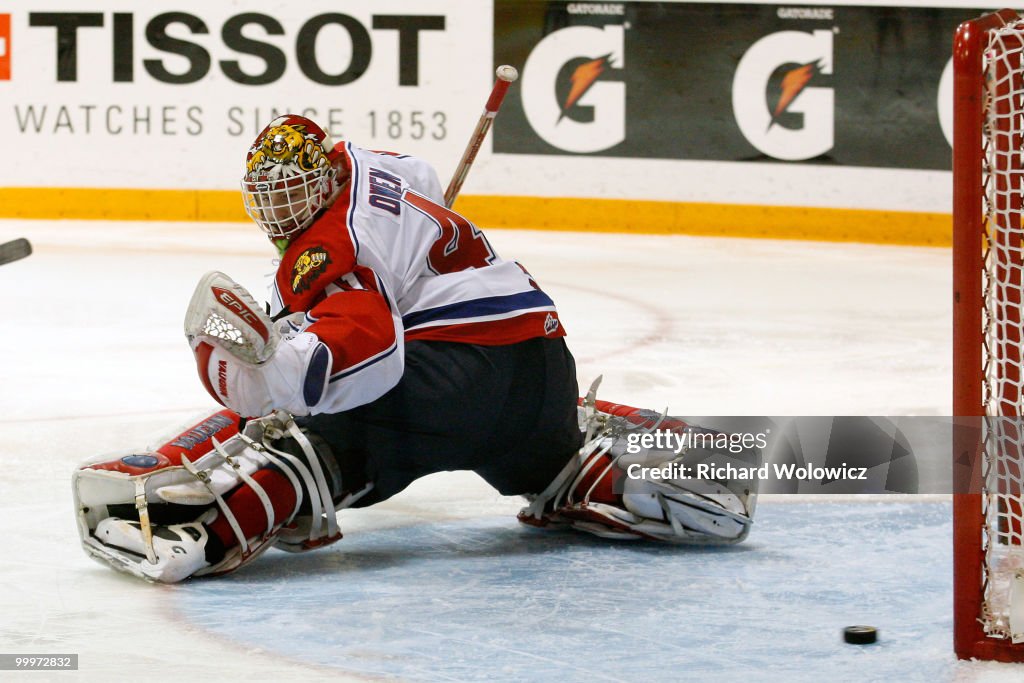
[[73, 380, 757, 583]]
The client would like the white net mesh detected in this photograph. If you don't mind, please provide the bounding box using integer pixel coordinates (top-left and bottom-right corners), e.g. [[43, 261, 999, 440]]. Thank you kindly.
[[981, 23, 1024, 641]]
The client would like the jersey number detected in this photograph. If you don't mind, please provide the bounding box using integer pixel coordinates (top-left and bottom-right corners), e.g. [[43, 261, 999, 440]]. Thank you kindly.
[[402, 191, 496, 274]]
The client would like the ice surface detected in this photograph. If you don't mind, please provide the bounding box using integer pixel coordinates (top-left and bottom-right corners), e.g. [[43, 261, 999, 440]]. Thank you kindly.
[[179, 503, 953, 683], [0, 219, 1013, 681]]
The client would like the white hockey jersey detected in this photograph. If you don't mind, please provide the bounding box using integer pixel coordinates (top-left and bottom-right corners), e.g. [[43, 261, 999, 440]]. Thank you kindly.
[[267, 143, 565, 414]]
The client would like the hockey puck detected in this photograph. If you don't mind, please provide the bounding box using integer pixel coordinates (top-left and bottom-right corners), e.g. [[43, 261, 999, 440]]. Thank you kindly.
[[843, 625, 878, 645]]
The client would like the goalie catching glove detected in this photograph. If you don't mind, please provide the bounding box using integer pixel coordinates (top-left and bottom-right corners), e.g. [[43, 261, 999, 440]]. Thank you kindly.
[[73, 409, 372, 583], [185, 270, 332, 418], [519, 378, 758, 544]]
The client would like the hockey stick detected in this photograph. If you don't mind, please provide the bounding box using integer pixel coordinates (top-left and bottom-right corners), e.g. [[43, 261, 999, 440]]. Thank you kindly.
[[444, 65, 519, 208], [0, 238, 31, 266]]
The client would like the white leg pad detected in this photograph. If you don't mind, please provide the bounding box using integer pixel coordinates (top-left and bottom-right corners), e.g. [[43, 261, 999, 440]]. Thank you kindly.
[[521, 377, 758, 545]]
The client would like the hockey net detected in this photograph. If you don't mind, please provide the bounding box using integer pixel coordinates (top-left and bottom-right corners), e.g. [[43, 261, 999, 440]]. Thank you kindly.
[[954, 8, 1024, 662]]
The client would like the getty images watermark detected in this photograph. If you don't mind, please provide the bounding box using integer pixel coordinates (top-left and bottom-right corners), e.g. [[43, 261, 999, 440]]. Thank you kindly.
[[623, 427, 871, 484]]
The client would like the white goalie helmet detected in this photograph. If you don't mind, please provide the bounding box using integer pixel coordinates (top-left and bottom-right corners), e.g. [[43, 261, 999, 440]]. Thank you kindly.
[[241, 114, 343, 240]]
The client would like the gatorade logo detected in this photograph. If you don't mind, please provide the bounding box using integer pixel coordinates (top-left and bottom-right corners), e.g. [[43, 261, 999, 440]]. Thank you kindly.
[[521, 24, 625, 153], [0, 15, 10, 81], [937, 57, 953, 147], [732, 29, 834, 161]]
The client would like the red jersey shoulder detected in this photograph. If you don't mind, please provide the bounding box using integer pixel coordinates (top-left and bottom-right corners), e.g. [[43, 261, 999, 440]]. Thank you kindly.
[[276, 192, 357, 311]]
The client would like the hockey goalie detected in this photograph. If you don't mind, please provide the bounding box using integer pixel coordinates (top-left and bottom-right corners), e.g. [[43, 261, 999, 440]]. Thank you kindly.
[[73, 115, 758, 583]]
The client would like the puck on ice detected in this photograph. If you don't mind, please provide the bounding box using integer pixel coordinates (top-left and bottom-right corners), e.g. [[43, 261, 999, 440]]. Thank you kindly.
[[843, 625, 878, 645]]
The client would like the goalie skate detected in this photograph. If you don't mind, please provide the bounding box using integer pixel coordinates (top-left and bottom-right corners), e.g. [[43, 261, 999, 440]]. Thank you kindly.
[[93, 511, 215, 583]]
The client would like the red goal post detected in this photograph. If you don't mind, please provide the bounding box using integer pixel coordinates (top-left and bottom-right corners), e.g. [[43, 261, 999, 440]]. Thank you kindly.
[[953, 7, 1024, 662]]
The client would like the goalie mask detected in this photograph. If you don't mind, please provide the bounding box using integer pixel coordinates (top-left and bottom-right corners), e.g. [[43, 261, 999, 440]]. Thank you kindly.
[[241, 115, 342, 240]]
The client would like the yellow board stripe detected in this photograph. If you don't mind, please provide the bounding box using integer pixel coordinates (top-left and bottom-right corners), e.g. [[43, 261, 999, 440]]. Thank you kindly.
[[0, 188, 246, 222], [453, 195, 952, 247], [0, 187, 951, 246]]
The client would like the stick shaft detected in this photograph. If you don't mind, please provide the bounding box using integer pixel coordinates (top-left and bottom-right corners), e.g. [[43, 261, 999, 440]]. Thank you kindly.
[[444, 68, 517, 208]]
